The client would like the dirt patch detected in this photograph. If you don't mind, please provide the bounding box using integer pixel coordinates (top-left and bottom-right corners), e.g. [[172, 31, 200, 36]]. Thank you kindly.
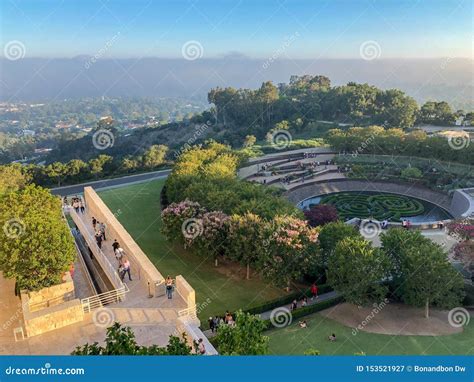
[[320, 302, 464, 336]]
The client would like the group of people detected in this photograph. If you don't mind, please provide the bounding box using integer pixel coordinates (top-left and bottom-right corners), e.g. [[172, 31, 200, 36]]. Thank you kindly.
[[92, 217, 107, 249], [64, 195, 85, 214], [208, 311, 235, 333], [401, 219, 412, 229], [112, 239, 132, 281]]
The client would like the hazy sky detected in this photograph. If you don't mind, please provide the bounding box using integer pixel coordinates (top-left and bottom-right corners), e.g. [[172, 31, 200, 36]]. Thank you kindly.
[[1, 0, 472, 59]]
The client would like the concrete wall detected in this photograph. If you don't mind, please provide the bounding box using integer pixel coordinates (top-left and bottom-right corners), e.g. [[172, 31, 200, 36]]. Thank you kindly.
[[175, 275, 196, 314], [20, 274, 84, 337], [27, 273, 75, 312], [285, 179, 453, 212], [176, 317, 218, 355], [450, 189, 474, 218], [84, 187, 165, 294]]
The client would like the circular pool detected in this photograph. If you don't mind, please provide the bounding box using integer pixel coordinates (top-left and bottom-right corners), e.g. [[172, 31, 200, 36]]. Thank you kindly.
[[298, 191, 452, 223]]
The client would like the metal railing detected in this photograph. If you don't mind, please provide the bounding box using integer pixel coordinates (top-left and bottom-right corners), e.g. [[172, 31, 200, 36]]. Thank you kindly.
[[68, 209, 124, 289], [81, 284, 129, 313]]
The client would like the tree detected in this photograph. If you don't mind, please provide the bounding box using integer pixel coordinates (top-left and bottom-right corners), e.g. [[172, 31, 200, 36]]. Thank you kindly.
[[228, 213, 266, 279], [0, 185, 76, 291], [88, 154, 113, 179], [243, 135, 257, 148], [72, 322, 196, 355], [262, 215, 319, 290], [398, 240, 464, 318], [0, 164, 29, 195], [304, 204, 339, 227], [318, 221, 361, 264], [215, 310, 269, 355], [44, 161, 68, 187], [142, 144, 168, 169], [327, 237, 390, 306]]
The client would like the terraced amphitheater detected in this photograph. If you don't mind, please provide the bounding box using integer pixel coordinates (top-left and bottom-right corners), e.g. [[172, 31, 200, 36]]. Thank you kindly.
[[319, 192, 425, 221]]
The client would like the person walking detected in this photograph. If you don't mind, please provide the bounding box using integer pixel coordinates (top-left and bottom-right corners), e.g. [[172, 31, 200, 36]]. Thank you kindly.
[[208, 317, 215, 333], [92, 217, 97, 230], [112, 239, 120, 252], [80, 199, 85, 214], [120, 258, 132, 281], [99, 221, 107, 241], [95, 231, 103, 249], [165, 275, 174, 299], [310, 282, 318, 300], [115, 247, 124, 265]]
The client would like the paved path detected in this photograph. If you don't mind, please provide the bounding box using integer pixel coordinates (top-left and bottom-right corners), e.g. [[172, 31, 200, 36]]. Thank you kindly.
[[202, 290, 340, 338], [50, 169, 171, 196]]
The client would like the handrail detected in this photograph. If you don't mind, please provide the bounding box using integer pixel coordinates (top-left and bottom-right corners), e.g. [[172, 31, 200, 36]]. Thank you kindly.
[[67, 208, 124, 290], [81, 284, 129, 313]]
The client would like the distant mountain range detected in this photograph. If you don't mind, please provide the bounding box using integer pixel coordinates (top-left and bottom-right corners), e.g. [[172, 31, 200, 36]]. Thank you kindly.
[[1, 57, 472, 110]]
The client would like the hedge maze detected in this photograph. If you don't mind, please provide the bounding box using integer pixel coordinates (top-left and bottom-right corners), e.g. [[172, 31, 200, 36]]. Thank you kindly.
[[319, 192, 425, 221]]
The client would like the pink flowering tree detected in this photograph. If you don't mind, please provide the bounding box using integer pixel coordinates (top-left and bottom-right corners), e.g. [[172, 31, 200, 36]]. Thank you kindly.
[[262, 216, 320, 291], [194, 211, 230, 266], [161, 200, 205, 247], [228, 213, 267, 279]]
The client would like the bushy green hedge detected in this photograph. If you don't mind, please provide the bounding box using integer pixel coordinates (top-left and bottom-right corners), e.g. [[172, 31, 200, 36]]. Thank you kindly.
[[244, 284, 333, 315], [264, 295, 344, 330]]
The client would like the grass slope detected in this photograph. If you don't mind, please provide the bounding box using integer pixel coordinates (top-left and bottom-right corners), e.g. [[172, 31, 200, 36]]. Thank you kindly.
[[268, 311, 473, 355]]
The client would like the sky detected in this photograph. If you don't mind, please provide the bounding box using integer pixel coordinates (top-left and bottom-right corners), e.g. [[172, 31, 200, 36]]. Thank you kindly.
[[1, 0, 472, 59]]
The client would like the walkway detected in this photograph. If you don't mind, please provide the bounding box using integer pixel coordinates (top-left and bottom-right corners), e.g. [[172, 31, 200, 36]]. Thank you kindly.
[[70, 208, 187, 311], [202, 290, 340, 338]]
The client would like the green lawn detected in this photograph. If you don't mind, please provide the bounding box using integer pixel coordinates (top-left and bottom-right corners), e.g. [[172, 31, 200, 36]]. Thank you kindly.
[[98, 179, 287, 322], [268, 311, 474, 355]]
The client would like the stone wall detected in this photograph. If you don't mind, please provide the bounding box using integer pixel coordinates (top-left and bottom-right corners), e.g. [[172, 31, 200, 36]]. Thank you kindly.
[[175, 275, 196, 314], [20, 274, 84, 337], [22, 297, 84, 337], [176, 317, 218, 355], [285, 179, 453, 212], [84, 186, 165, 294], [26, 273, 75, 312]]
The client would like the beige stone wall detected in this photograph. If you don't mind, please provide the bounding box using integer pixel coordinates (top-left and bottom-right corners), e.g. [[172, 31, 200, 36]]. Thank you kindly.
[[175, 275, 196, 312], [84, 187, 165, 293], [21, 290, 84, 337], [176, 317, 218, 355], [26, 273, 75, 312]]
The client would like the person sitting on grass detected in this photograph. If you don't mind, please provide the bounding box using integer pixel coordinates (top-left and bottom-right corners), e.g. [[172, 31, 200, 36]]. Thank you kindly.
[[328, 333, 336, 341], [299, 320, 308, 328]]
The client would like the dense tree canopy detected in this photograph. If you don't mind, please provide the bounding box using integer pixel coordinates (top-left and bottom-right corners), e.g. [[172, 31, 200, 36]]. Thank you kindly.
[[0, 185, 76, 291]]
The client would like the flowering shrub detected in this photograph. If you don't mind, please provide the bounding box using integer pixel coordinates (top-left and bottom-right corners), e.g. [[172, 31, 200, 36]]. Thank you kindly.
[[161, 199, 204, 245], [262, 216, 320, 290], [447, 220, 474, 240], [194, 211, 230, 265]]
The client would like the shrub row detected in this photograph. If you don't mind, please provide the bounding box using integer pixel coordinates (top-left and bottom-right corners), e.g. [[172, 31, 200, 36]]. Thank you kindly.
[[244, 284, 333, 315], [263, 295, 344, 330]]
